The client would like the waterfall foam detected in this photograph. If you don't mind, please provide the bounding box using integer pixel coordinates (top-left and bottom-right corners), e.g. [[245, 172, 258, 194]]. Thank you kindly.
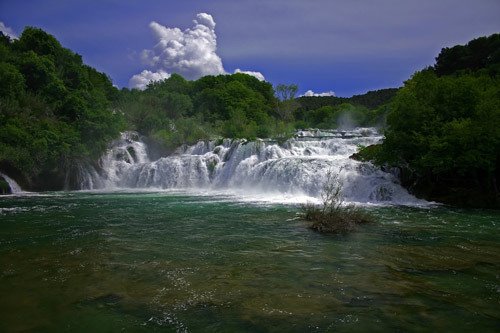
[[82, 129, 425, 205], [0, 172, 23, 194]]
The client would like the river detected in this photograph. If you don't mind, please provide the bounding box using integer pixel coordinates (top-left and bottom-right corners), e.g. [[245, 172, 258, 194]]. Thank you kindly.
[[0, 191, 499, 332]]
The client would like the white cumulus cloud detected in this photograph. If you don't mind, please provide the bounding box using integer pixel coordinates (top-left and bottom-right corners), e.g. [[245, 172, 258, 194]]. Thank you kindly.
[[130, 13, 225, 89], [301, 90, 336, 97], [129, 70, 171, 90], [0, 21, 17, 39], [234, 68, 265, 81], [130, 13, 267, 90]]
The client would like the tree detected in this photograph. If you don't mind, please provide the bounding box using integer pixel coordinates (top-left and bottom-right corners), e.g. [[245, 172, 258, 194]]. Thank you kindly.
[[163, 92, 193, 119], [0, 62, 25, 99], [0, 26, 122, 190], [434, 33, 500, 76], [275, 83, 299, 121], [379, 69, 500, 207], [275, 83, 298, 101]]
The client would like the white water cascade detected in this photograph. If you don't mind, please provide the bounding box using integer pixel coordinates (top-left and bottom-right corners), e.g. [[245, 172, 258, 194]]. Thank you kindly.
[[0, 172, 23, 194], [81, 129, 423, 205]]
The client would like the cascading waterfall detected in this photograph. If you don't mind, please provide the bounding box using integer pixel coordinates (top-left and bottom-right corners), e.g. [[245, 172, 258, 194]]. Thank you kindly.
[[0, 172, 23, 194], [81, 129, 423, 205]]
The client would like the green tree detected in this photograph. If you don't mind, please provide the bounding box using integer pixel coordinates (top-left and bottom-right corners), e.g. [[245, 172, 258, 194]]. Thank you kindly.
[[379, 69, 500, 206], [275, 83, 299, 121], [0, 62, 25, 99], [434, 33, 500, 76], [0, 26, 122, 190]]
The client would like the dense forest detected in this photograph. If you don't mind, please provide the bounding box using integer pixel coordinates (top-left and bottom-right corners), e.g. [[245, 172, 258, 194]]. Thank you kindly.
[[0, 28, 122, 190], [1, 26, 498, 208], [294, 88, 397, 129], [358, 33, 500, 207]]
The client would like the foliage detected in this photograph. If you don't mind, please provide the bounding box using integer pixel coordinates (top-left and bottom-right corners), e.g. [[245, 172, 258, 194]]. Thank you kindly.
[[375, 34, 500, 207], [118, 71, 281, 144], [150, 117, 212, 153], [294, 102, 381, 129], [0, 28, 122, 189], [116, 60, 398, 152], [351, 144, 383, 163], [348, 88, 399, 109], [296, 88, 398, 112], [383, 70, 499, 173], [294, 88, 398, 129], [301, 170, 374, 233], [434, 33, 500, 76], [274, 84, 299, 121]]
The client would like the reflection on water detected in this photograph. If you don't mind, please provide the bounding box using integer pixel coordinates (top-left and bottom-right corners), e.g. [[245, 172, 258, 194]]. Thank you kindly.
[[0, 192, 499, 332]]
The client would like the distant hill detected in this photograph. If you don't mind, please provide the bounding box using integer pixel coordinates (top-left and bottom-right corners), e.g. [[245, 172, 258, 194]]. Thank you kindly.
[[296, 88, 399, 112]]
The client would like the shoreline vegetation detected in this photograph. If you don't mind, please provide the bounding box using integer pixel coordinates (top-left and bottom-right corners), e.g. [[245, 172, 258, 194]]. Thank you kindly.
[[355, 34, 500, 208], [0, 27, 498, 208]]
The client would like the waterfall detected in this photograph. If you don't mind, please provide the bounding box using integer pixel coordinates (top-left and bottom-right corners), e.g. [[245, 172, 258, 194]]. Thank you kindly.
[[0, 172, 23, 194], [82, 129, 424, 205]]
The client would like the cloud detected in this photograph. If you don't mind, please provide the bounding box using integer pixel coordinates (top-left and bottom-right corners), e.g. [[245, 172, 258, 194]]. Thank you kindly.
[[0, 21, 17, 39], [234, 68, 265, 81], [130, 13, 269, 90], [129, 70, 171, 90], [130, 13, 225, 89], [301, 90, 336, 97]]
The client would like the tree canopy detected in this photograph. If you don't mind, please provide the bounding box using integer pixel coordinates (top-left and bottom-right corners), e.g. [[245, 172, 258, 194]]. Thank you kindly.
[[0, 28, 122, 189], [369, 33, 500, 207], [434, 33, 500, 76]]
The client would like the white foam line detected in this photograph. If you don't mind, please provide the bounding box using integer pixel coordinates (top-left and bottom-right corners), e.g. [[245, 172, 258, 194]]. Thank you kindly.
[[63, 187, 435, 208]]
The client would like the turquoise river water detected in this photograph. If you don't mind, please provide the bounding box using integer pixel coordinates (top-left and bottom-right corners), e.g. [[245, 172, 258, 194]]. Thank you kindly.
[[0, 191, 499, 332]]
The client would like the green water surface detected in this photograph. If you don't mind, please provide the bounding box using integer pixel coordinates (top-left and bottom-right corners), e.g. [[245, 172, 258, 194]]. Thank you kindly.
[[0, 192, 499, 332]]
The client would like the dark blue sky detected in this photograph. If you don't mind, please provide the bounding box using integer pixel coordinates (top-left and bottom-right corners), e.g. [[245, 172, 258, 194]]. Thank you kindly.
[[1, 0, 499, 96]]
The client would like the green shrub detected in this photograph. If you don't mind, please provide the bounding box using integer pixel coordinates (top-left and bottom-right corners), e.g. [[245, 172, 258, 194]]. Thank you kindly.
[[301, 170, 374, 233]]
